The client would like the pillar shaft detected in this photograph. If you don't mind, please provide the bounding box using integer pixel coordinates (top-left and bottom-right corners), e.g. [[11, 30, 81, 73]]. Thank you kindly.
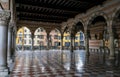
[[108, 20, 115, 59], [61, 34, 63, 50], [22, 36, 24, 51], [0, 10, 10, 76], [11, 30, 16, 57], [7, 27, 12, 61], [85, 32, 89, 56], [47, 33, 50, 50], [8, 0, 14, 58], [31, 34, 34, 51], [70, 34, 74, 52], [73, 36, 75, 50], [0, 22, 8, 69], [109, 32, 115, 59]]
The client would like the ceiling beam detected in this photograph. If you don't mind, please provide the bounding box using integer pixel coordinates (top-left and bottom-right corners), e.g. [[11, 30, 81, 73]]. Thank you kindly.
[[17, 7, 74, 18], [15, 0, 84, 12], [18, 4, 79, 14], [20, 17, 64, 23], [17, 20, 60, 26], [18, 12, 69, 19], [67, 0, 92, 3]]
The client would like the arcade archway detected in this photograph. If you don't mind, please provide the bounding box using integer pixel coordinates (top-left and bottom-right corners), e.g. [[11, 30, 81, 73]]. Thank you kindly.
[[16, 27, 31, 50], [88, 16, 107, 49], [34, 27, 47, 50], [49, 29, 61, 49], [74, 22, 85, 50]]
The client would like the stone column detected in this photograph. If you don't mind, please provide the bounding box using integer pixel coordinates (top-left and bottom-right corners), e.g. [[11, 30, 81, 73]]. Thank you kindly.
[[22, 35, 24, 51], [11, 28, 16, 62], [31, 33, 34, 51], [106, 19, 115, 67], [7, 26, 12, 62], [47, 33, 50, 50], [108, 19, 115, 60], [102, 27, 107, 64], [109, 31, 115, 59], [70, 33, 74, 52], [85, 30, 90, 56], [61, 33, 63, 50], [8, 0, 14, 59], [73, 35, 75, 50], [84, 30, 90, 64], [46, 33, 50, 64], [61, 33, 64, 64], [70, 32, 75, 68], [0, 10, 10, 76]]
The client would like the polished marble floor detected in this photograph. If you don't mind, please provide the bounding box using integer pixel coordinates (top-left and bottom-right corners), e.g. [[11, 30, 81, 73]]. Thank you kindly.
[[10, 50, 120, 77]]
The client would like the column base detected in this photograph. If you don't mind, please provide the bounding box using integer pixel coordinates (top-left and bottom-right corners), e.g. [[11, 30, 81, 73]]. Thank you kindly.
[[0, 68, 9, 77]]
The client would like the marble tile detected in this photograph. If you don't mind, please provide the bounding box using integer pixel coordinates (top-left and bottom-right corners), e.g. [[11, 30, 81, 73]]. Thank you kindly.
[[10, 50, 120, 77]]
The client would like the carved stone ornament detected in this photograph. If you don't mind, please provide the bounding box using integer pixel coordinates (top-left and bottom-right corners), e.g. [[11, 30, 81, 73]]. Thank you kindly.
[[0, 10, 10, 21]]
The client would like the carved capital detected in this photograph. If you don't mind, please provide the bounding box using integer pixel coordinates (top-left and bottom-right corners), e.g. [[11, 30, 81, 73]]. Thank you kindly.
[[9, 21, 14, 28], [0, 10, 10, 21]]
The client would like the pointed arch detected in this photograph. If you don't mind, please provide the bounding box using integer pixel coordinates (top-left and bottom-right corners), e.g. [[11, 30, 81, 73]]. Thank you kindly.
[[87, 11, 108, 28], [34, 27, 46, 34], [34, 27, 47, 50], [16, 26, 32, 50], [74, 18, 85, 31], [49, 28, 61, 49]]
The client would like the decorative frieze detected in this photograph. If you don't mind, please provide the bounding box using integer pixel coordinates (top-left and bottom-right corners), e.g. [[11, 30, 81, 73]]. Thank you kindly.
[[0, 10, 10, 21]]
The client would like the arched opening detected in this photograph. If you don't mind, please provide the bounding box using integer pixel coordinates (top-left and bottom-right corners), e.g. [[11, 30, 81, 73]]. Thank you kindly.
[[74, 22, 85, 50], [74, 22, 85, 71], [34, 27, 47, 50], [16, 27, 31, 51], [63, 30, 70, 50], [49, 29, 61, 50], [88, 16, 107, 48], [87, 15, 108, 65]]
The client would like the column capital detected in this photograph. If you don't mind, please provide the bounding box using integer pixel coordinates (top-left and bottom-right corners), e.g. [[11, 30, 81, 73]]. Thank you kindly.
[[0, 10, 10, 21], [9, 20, 15, 28]]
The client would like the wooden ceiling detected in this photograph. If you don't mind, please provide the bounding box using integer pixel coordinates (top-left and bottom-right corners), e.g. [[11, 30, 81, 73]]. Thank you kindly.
[[15, 0, 106, 24]]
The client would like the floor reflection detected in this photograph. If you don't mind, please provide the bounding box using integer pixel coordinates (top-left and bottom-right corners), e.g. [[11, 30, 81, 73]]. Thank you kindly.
[[75, 50, 85, 69], [10, 50, 120, 77]]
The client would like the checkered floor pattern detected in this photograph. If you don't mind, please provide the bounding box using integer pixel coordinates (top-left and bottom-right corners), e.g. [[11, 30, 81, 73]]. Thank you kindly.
[[10, 50, 120, 77]]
